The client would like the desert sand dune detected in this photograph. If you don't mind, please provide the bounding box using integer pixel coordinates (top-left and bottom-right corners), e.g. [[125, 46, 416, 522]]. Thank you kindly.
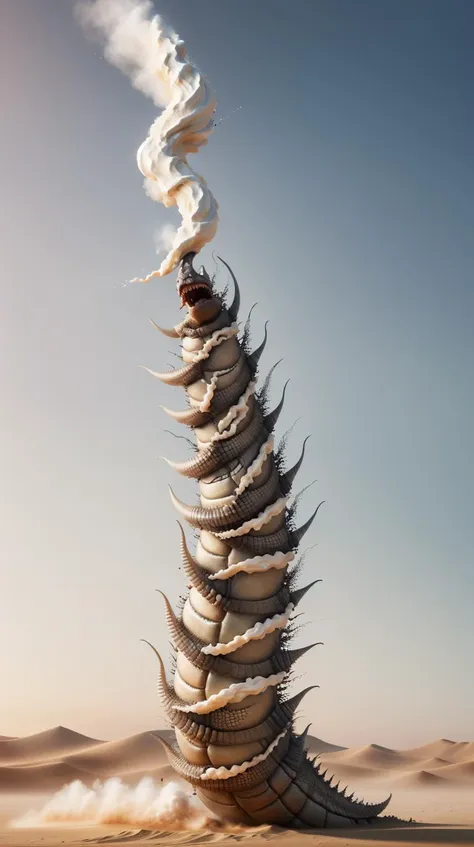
[[446, 742, 474, 763], [316, 759, 385, 784], [62, 731, 169, 776], [119, 765, 177, 786], [1, 726, 473, 801], [323, 743, 416, 769], [0, 761, 97, 792], [0, 726, 101, 766], [430, 761, 474, 783], [394, 770, 448, 787], [1, 728, 473, 847], [400, 739, 471, 761]]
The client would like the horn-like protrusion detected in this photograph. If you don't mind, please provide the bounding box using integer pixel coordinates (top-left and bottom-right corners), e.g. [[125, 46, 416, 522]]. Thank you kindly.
[[263, 380, 289, 433], [160, 405, 212, 428], [140, 640, 170, 696], [285, 643, 323, 667], [169, 469, 280, 530], [291, 580, 322, 608], [281, 686, 318, 718], [163, 409, 264, 479], [149, 318, 181, 339], [177, 522, 218, 600], [299, 724, 312, 744], [142, 361, 202, 387], [290, 501, 325, 548], [155, 590, 193, 655], [217, 256, 240, 322], [280, 436, 311, 495], [247, 322, 268, 373]]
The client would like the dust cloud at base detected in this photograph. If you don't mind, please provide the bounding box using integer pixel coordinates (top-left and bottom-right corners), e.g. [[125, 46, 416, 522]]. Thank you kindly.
[[10, 777, 216, 831]]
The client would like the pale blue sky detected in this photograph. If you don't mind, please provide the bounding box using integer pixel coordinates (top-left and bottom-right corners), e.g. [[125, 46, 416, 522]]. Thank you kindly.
[[0, 0, 472, 748]]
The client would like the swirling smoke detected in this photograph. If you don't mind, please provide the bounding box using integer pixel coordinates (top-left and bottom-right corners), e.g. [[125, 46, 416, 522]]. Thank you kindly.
[[75, 0, 218, 281]]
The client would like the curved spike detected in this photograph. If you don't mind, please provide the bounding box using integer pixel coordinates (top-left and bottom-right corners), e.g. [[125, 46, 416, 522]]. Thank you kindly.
[[169, 469, 280, 530], [259, 358, 283, 397], [217, 256, 240, 321], [176, 522, 216, 600], [163, 409, 263, 479], [141, 361, 202, 387], [290, 501, 325, 548], [140, 640, 170, 694], [169, 487, 202, 527], [285, 643, 323, 666], [280, 435, 311, 494], [155, 590, 193, 654], [291, 579, 322, 607], [159, 405, 211, 428], [247, 322, 268, 373], [263, 379, 289, 433], [149, 318, 181, 339], [281, 686, 318, 717]]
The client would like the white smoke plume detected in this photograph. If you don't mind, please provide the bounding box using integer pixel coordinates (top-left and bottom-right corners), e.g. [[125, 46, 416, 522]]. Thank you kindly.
[[11, 777, 214, 831], [76, 0, 218, 281]]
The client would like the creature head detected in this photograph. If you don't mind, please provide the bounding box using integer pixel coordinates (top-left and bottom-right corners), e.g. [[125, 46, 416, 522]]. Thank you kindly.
[[177, 252, 222, 327]]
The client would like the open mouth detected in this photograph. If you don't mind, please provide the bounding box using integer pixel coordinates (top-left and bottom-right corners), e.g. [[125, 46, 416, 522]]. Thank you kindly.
[[179, 282, 213, 309]]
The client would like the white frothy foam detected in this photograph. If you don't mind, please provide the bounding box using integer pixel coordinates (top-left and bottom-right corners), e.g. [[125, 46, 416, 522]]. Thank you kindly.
[[10, 778, 212, 830], [209, 550, 295, 580], [198, 373, 219, 412], [213, 381, 256, 439], [231, 437, 274, 497], [190, 325, 239, 363], [76, 0, 218, 280]]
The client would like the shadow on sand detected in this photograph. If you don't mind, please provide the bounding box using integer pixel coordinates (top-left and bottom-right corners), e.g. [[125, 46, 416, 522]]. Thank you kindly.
[[323, 821, 474, 844]]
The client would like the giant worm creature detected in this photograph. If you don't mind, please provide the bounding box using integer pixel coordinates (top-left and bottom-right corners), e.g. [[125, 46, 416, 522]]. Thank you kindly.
[[145, 252, 391, 827]]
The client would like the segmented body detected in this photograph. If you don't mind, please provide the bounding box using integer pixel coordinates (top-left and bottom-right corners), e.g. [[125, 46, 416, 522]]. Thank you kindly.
[[152, 267, 390, 827]]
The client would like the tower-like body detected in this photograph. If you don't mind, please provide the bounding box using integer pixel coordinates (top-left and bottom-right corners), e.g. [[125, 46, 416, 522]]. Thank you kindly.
[[149, 253, 391, 827]]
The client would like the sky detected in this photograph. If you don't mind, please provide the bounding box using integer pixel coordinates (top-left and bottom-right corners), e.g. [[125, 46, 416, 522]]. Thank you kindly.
[[0, 0, 473, 749]]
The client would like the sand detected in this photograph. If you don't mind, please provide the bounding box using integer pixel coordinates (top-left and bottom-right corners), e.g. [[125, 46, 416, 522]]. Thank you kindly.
[[0, 727, 472, 847]]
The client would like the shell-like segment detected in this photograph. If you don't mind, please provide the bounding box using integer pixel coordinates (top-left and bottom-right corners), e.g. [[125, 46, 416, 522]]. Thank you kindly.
[[201, 604, 294, 656], [200, 727, 289, 780], [209, 551, 295, 581], [173, 672, 286, 714], [189, 325, 239, 363], [215, 497, 288, 539]]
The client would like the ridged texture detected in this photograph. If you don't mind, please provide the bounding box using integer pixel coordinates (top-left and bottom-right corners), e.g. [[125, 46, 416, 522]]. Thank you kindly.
[[148, 259, 391, 827]]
